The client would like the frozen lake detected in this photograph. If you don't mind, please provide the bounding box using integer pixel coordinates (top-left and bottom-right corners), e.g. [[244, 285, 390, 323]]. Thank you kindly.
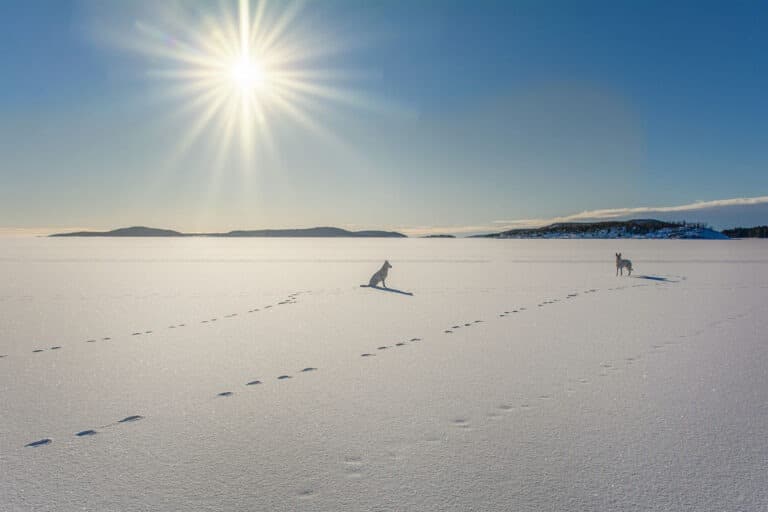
[[1, 237, 767, 511]]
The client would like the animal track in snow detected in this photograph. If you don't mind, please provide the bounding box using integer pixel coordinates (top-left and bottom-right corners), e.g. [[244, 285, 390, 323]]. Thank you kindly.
[[25, 438, 52, 447], [118, 415, 144, 423]]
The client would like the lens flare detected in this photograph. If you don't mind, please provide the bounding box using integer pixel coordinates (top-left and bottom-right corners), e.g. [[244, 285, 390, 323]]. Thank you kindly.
[[120, 0, 361, 171], [230, 57, 266, 91]]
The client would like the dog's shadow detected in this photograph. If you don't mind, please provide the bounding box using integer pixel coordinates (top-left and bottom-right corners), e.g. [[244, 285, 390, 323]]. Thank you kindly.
[[633, 275, 676, 282], [363, 285, 414, 296]]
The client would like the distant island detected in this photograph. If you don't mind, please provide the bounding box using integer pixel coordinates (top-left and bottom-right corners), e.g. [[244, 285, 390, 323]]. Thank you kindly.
[[51, 227, 185, 237], [474, 219, 729, 239], [50, 226, 406, 238], [421, 234, 456, 238], [721, 226, 768, 238]]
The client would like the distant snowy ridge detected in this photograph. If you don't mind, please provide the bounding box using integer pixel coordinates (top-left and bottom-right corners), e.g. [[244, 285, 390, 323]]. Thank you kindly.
[[475, 219, 729, 239]]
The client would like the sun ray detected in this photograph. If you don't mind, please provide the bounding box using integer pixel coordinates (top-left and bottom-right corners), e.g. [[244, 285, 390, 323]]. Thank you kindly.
[[107, 0, 389, 182], [254, 0, 304, 55], [249, 0, 268, 50], [163, 88, 233, 170]]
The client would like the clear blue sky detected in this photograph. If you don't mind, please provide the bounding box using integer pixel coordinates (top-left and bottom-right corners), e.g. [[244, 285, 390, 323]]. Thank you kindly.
[[1, 0, 767, 234]]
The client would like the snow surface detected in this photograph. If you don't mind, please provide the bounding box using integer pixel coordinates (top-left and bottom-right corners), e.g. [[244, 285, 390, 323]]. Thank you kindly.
[[1, 237, 767, 511]]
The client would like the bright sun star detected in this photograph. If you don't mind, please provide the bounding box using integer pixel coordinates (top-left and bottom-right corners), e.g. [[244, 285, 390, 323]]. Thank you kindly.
[[230, 57, 266, 92], [128, 0, 351, 169]]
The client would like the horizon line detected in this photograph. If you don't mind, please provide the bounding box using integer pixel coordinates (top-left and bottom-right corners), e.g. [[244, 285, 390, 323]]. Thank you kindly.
[[1, 195, 767, 238]]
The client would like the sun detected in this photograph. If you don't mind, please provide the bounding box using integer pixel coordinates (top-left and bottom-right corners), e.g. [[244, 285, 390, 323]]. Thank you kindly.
[[124, 0, 358, 169], [230, 57, 267, 93]]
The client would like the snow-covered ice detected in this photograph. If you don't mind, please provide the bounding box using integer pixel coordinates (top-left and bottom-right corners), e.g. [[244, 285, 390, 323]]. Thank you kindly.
[[1, 237, 767, 511]]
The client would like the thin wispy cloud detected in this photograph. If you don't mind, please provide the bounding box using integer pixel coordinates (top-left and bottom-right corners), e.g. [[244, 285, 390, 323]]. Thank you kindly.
[[493, 196, 768, 227]]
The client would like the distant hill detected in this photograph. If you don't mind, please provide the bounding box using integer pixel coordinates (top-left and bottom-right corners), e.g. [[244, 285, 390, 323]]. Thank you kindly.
[[474, 219, 729, 239], [421, 234, 456, 238], [721, 226, 768, 238], [50, 226, 406, 238], [220, 227, 405, 238], [51, 226, 183, 237]]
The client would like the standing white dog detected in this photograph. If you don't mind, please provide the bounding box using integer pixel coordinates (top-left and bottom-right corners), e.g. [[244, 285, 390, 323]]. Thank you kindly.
[[368, 260, 392, 288], [615, 253, 633, 276]]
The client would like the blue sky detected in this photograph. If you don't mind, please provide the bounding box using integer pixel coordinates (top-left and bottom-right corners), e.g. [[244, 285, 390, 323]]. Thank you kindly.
[[1, 0, 767, 235]]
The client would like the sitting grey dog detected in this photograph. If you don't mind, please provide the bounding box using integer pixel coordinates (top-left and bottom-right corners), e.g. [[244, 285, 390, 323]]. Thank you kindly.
[[368, 260, 392, 288]]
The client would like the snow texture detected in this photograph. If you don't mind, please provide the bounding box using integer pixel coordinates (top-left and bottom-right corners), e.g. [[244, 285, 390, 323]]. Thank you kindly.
[[1, 237, 767, 511]]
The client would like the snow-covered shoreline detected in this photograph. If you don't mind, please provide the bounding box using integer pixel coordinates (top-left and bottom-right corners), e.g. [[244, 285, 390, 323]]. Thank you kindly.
[[477, 219, 729, 239]]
